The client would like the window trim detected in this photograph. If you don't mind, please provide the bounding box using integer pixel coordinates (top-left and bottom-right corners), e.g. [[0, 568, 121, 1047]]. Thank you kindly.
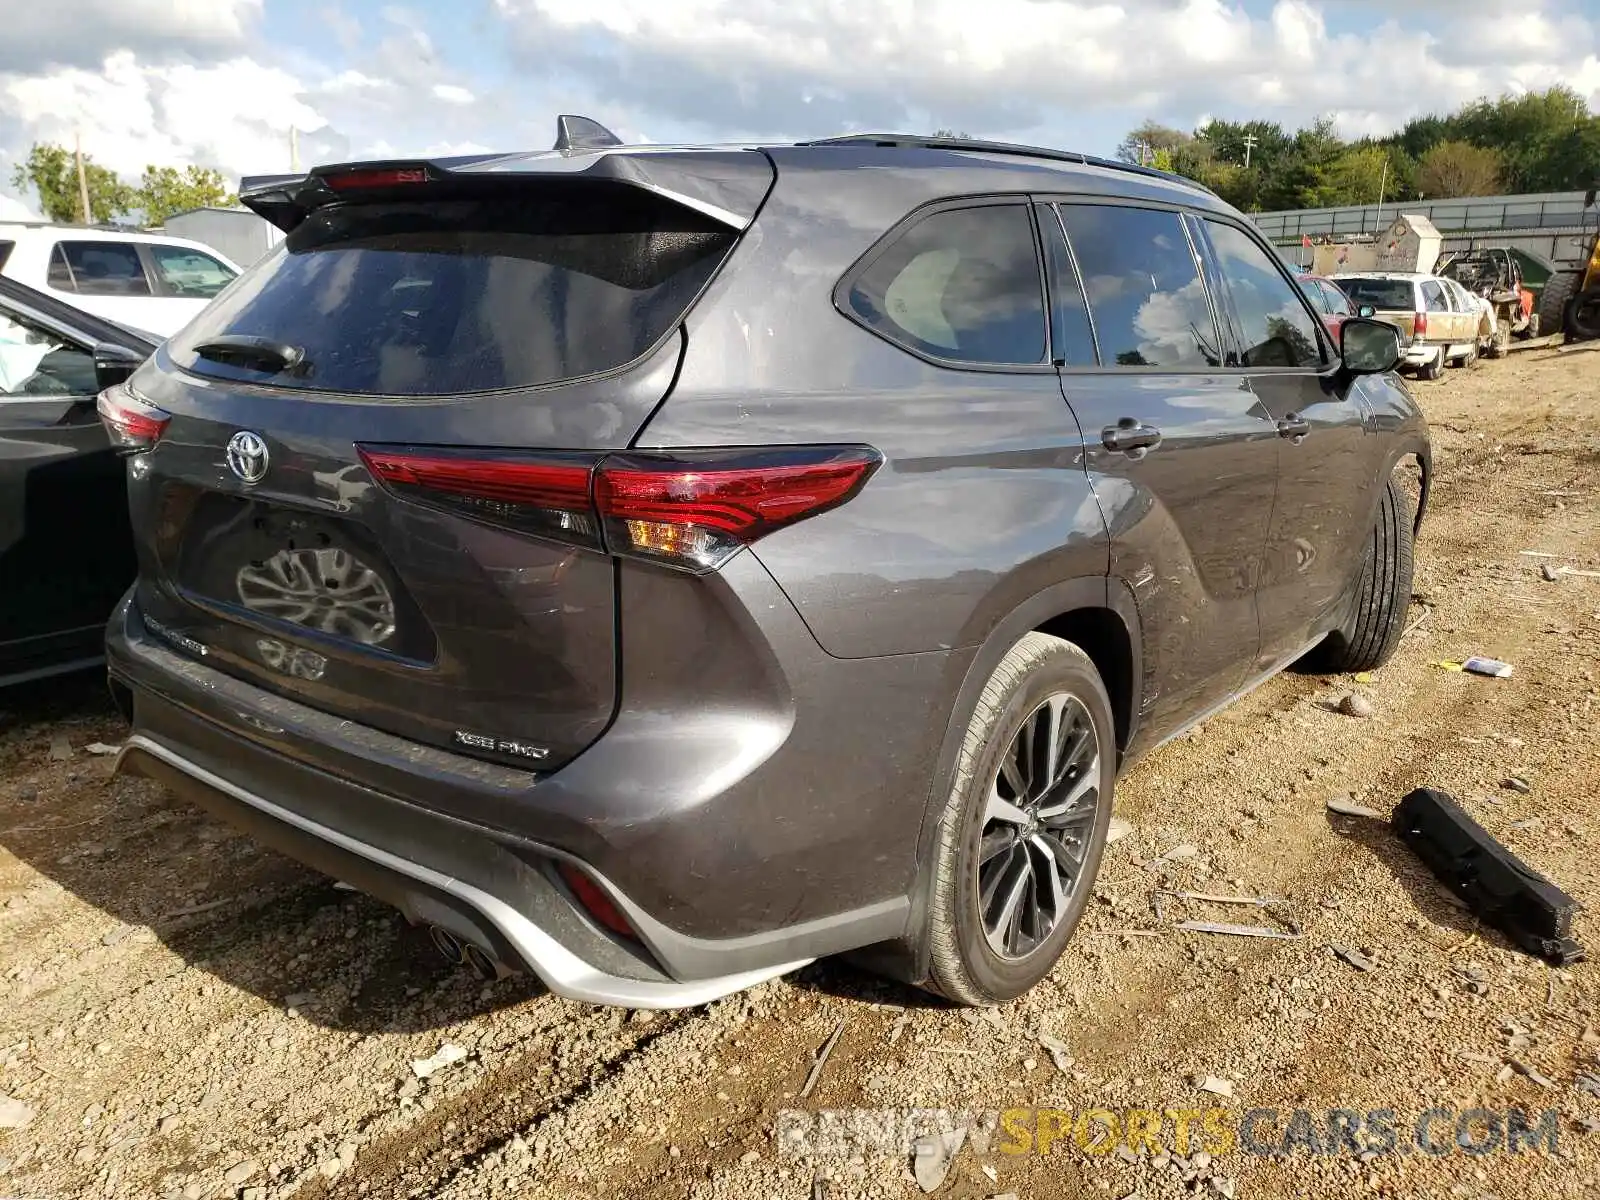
[[1036, 201, 1101, 367], [832, 195, 1056, 374]]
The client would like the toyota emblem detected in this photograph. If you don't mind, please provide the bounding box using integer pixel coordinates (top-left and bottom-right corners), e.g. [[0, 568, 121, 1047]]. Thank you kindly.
[[226, 431, 269, 484]]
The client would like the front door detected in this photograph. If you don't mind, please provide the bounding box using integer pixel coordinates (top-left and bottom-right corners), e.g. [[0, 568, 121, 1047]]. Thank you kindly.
[[1194, 218, 1382, 670], [1043, 201, 1280, 748]]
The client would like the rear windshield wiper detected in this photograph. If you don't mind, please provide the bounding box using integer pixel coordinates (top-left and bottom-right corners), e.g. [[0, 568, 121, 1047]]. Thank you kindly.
[[191, 335, 308, 376]]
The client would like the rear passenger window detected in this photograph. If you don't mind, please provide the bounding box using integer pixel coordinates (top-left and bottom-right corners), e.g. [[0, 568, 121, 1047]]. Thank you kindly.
[[58, 241, 152, 297], [1205, 222, 1324, 369], [848, 204, 1046, 365], [46, 245, 75, 291], [1057, 204, 1220, 368], [1422, 281, 1449, 312]]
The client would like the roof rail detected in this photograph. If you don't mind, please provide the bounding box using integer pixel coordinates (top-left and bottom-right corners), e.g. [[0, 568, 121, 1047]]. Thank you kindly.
[[797, 133, 1214, 194]]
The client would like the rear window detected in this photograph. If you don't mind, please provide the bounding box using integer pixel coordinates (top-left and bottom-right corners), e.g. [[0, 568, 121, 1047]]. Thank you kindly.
[[1335, 278, 1414, 310], [169, 192, 736, 395]]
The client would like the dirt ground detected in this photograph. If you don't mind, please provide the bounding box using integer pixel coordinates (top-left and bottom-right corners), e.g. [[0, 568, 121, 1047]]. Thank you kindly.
[[3, 345, 1599, 1200]]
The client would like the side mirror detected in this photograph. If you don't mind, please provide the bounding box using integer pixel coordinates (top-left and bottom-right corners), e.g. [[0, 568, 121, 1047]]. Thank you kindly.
[[1340, 318, 1401, 375], [1357, 304, 1377, 319], [93, 342, 145, 391]]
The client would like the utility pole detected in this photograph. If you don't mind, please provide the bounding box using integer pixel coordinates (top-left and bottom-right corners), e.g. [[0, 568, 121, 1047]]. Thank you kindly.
[[1374, 157, 1389, 233], [1242, 133, 1258, 170], [289, 125, 300, 173], [74, 129, 91, 225], [1134, 140, 1151, 167]]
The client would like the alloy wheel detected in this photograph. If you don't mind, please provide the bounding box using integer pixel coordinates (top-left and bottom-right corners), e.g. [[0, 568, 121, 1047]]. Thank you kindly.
[[976, 692, 1102, 960]]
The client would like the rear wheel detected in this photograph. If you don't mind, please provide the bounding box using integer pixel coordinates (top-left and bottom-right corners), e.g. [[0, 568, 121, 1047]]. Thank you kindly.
[[1486, 323, 1510, 359], [923, 633, 1114, 1006], [1565, 288, 1600, 343], [1419, 348, 1445, 380], [1538, 271, 1578, 338], [1304, 479, 1415, 675]]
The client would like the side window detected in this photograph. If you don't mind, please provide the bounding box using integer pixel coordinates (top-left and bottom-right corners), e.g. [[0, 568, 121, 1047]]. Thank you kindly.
[[1297, 278, 1329, 314], [58, 241, 152, 297], [1057, 204, 1220, 368], [46, 244, 76, 292], [1320, 282, 1353, 316], [1205, 221, 1325, 369], [0, 308, 95, 396], [1039, 206, 1098, 366], [149, 244, 237, 299], [847, 204, 1046, 365], [1422, 281, 1449, 313]]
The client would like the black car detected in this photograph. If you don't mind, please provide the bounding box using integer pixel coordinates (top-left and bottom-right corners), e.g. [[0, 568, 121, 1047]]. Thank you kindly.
[[103, 121, 1428, 1007], [0, 275, 155, 685]]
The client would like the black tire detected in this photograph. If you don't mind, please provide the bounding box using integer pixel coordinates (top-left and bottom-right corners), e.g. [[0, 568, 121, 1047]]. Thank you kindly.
[[1538, 271, 1579, 338], [923, 632, 1115, 1006], [1304, 479, 1415, 675], [1565, 288, 1600, 343], [1419, 348, 1445, 380], [1486, 324, 1510, 359]]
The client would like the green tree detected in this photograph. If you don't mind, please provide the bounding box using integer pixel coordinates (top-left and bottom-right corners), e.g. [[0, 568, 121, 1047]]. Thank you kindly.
[[1417, 140, 1503, 198], [9, 142, 133, 224], [135, 164, 236, 226], [1327, 145, 1391, 207], [1116, 121, 1192, 165]]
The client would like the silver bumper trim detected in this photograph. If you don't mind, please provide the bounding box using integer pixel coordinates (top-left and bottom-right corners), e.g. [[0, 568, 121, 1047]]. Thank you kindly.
[[117, 734, 811, 1009]]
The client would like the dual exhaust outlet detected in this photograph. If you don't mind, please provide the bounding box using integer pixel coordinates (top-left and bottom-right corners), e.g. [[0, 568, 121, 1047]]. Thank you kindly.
[[426, 923, 507, 981]]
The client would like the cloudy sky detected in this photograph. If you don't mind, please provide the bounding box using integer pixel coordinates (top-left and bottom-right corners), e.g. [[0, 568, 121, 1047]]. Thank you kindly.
[[3, 0, 1599, 213]]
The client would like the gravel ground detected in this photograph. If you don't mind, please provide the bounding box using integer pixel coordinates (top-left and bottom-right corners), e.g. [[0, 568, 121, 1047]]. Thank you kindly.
[[2, 345, 1599, 1200]]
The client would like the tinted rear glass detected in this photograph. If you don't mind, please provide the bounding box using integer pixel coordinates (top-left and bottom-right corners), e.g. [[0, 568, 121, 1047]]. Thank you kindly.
[[1335, 278, 1414, 310], [169, 192, 735, 395]]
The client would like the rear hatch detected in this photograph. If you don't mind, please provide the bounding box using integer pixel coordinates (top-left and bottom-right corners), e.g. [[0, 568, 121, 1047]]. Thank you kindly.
[[117, 152, 772, 770]]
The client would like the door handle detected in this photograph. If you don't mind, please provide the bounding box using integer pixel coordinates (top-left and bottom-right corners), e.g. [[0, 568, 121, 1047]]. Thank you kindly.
[[1277, 414, 1311, 440], [1101, 418, 1163, 454]]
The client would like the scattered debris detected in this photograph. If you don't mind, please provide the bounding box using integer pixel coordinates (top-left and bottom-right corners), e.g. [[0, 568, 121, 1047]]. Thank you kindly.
[[1195, 1074, 1234, 1098], [47, 734, 71, 761], [1393, 788, 1584, 966], [1331, 944, 1375, 972], [1540, 562, 1561, 582], [887, 1011, 912, 1045], [410, 1043, 468, 1079], [1107, 816, 1134, 845], [1338, 693, 1375, 718], [1327, 795, 1385, 820], [1177, 921, 1301, 940], [1037, 1030, 1074, 1075], [1508, 1059, 1556, 1089], [1461, 656, 1514, 678], [912, 1127, 967, 1192], [1164, 890, 1277, 907], [84, 742, 121, 756], [1503, 777, 1532, 794], [798, 1018, 848, 1099], [961, 1007, 1006, 1033], [1574, 1072, 1600, 1099], [159, 898, 231, 921], [0, 1095, 34, 1129]]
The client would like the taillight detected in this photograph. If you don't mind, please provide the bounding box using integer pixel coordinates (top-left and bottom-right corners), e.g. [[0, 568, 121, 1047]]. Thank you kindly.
[[357, 447, 600, 547], [594, 448, 880, 572], [1414, 310, 1428, 337], [97, 384, 170, 454], [557, 863, 636, 939], [358, 444, 880, 573]]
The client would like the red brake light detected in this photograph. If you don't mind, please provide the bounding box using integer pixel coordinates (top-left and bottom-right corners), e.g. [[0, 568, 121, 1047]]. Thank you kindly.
[[97, 384, 170, 453], [558, 864, 636, 939], [324, 166, 429, 191], [357, 444, 880, 573], [594, 448, 881, 572], [357, 447, 599, 547], [1414, 310, 1428, 337]]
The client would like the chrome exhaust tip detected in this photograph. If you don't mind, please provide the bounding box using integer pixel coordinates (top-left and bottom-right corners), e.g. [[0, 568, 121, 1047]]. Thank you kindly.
[[427, 924, 465, 965], [462, 942, 500, 981]]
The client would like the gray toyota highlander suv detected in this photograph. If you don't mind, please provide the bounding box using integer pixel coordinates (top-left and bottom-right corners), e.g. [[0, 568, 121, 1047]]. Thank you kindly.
[[100, 120, 1430, 1008]]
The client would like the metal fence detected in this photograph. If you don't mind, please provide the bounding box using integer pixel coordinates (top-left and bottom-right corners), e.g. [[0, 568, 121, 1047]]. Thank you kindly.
[[1252, 191, 1593, 242]]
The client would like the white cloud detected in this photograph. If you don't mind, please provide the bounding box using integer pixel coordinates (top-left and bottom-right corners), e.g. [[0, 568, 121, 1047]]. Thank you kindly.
[[0, 0, 261, 71], [431, 84, 475, 105]]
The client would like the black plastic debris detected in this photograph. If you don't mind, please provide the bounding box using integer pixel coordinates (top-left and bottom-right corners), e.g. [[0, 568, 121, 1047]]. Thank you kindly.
[[1393, 787, 1584, 966]]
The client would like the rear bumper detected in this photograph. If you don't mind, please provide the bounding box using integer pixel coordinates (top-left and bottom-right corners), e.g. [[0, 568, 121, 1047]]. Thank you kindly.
[[114, 731, 802, 1008], [107, 550, 962, 1004]]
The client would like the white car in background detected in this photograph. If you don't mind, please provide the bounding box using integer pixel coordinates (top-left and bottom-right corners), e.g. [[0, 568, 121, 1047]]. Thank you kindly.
[[0, 225, 241, 338]]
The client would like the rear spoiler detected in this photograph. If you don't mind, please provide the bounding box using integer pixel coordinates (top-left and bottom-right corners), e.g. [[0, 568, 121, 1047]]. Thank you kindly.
[[240, 116, 771, 235]]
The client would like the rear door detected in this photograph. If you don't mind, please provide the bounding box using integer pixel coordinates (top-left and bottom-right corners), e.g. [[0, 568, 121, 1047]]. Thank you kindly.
[[1195, 218, 1375, 669], [125, 163, 766, 769], [1044, 201, 1277, 743], [0, 296, 138, 664]]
